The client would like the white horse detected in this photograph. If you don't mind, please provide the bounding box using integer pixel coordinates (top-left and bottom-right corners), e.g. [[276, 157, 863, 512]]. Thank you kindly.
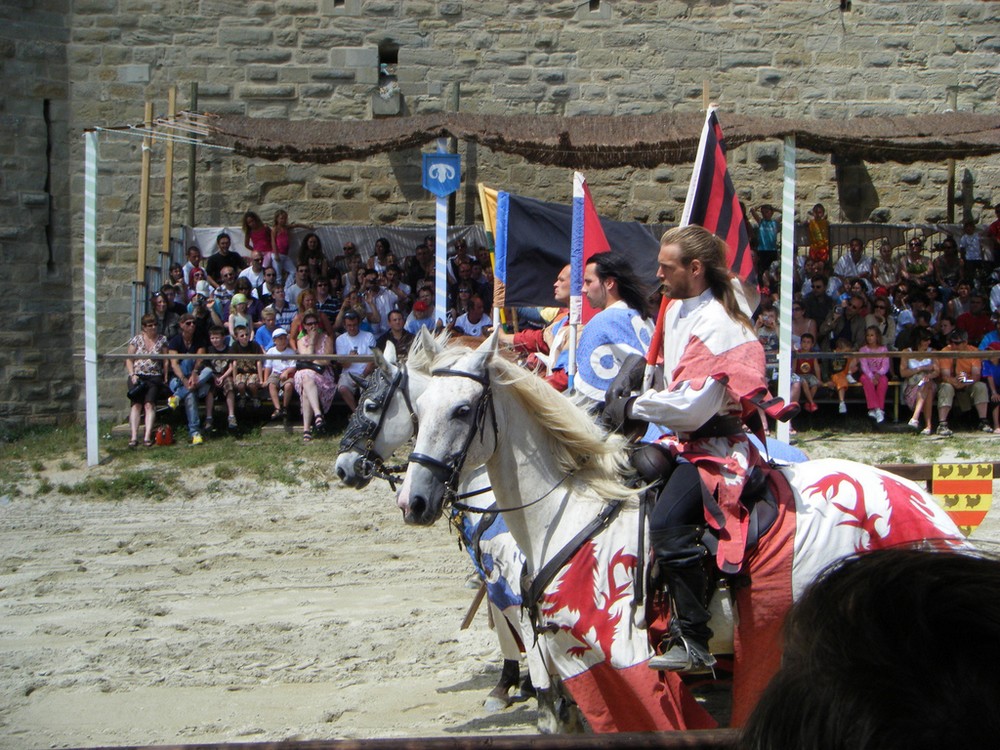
[[396, 333, 968, 732], [334, 338, 581, 732]]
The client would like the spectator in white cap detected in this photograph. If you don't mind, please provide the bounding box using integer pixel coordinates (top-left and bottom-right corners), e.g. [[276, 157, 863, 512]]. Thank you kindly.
[[263, 328, 296, 421]]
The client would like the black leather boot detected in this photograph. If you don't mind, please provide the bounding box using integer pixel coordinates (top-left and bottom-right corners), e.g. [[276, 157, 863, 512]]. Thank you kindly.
[[648, 525, 716, 673]]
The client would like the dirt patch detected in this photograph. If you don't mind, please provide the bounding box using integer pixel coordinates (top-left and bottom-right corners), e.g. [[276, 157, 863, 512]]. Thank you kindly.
[[1, 433, 997, 747]]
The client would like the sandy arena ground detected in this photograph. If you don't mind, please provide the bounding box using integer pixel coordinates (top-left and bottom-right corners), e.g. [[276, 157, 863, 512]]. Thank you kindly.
[[1, 434, 998, 748]]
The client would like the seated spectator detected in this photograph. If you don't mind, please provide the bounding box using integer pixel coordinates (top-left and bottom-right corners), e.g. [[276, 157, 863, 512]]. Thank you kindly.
[[254, 265, 281, 307], [739, 548, 1000, 750], [342, 254, 365, 296], [403, 242, 433, 290], [980, 310, 1000, 350], [865, 295, 896, 351], [924, 282, 944, 326], [233, 277, 262, 327], [214, 266, 239, 319], [932, 237, 964, 296], [227, 294, 253, 340], [230, 324, 264, 415], [187, 267, 211, 301], [820, 293, 867, 351], [824, 337, 858, 415], [284, 262, 313, 304], [789, 299, 817, 350], [794, 331, 822, 415], [335, 288, 377, 334], [269, 286, 297, 331], [263, 328, 296, 420], [376, 309, 415, 360], [332, 240, 360, 276], [126, 314, 168, 448], [182, 245, 206, 289], [454, 295, 492, 337], [290, 288, 335, 342], [834, 237, 874, 290], [405, 298, 435, 335], [167, 313, 212, 445], [945, 280, 972, 320], [932, 315, 957, 351], [899, 327, 939, 435], [899, 237, 933, 286], [255, 306, 279, 352], [858, 325, 890, 424], [188, 285, 224, 344], [755, 308, 779, 383], [359, 267, 396, 337], [205, 232, 245, 283], [982, 342, 1000, 434], [238, 251, 268, 289], [803, 273, 836, 332], [315, 275, 343, 330], [294, 312, 337, 441], [383, 264, 412, 310], [204, 325, 237, 432], [334, 310, 377, 413], [298, 232, 329, 283], [151, 291, 180, 340], [367, 237, 395, 275], [871, 240, 900, 289], [957, 294, 992, 346], [936, 329, 991, 435], [164, 271, 187, 312]]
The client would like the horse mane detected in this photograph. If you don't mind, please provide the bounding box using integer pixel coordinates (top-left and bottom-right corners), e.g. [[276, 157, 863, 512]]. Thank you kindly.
[[426, 341, 638, 504]]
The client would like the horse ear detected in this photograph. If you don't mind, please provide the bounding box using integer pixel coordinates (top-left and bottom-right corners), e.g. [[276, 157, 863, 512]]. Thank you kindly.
[[376, 341, 397, 369], [415, 326, 442, 357], [465, 330, 500, 375]]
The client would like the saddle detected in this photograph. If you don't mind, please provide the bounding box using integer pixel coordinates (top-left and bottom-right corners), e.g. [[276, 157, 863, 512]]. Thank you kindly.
[[631, 441, 782, 578]]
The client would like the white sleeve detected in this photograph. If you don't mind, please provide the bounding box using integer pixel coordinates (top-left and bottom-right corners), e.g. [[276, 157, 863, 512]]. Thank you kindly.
[[629, 376, 729, 434]]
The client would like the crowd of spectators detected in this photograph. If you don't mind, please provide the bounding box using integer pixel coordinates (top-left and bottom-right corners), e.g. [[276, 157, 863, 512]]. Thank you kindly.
[[751, 202, 1000, 436], [128, 214, 496, 446]]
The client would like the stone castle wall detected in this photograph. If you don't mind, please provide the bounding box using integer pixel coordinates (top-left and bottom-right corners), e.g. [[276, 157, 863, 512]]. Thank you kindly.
[[2, 1, 998, 429]]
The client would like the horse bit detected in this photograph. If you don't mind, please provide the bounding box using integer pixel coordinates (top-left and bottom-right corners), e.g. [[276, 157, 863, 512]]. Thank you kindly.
[[338, 365, 418, 491]]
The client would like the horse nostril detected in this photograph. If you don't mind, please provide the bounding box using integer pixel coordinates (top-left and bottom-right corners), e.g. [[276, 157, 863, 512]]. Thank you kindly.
[[336, 466, 347, 481], [410, 495, 427, 519]]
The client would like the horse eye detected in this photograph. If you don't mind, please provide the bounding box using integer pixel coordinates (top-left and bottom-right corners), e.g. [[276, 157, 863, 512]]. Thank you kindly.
[[363, 400, 378, 413], [453, 404, 472, 419]]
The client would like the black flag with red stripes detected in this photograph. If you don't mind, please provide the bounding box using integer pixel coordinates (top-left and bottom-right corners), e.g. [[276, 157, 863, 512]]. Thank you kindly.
[[683, 108, 755, 283]]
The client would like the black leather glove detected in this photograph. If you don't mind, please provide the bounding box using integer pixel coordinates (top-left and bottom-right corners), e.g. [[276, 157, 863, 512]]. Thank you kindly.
[[601, 353, 648, 439], [604, 353, 647, 405]]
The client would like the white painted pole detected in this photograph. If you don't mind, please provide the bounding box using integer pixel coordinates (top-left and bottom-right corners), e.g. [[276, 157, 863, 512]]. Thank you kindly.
[[84, 131, 100, 467], [434, 138, 448, 328], [776, 136, 796, 444]]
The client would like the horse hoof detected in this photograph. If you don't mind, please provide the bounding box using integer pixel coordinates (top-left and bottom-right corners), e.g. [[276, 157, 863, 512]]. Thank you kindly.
[[483, 695, 511, 713]]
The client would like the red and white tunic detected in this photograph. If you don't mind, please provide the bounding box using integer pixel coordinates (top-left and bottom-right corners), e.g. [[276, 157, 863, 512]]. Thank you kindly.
[[630, 288, 767, 574]]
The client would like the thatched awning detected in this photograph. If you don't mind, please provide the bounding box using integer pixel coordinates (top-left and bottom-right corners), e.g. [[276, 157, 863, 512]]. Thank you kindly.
[[204, 111, 1000, 168]]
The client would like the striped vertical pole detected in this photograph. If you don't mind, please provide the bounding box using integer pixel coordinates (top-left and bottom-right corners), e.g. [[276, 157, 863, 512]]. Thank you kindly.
[[435, 138, 449, 328], [84, 131, 100, 467], [776, 135, 796, 444]]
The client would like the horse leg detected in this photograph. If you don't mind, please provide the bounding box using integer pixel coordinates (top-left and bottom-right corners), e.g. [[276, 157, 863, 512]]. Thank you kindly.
[[481, 602, 524, 712], [534, 679, 586, 734], [484, 658, 520, 713]]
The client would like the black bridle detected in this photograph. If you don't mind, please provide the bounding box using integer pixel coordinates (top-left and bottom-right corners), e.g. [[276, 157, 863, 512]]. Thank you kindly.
[[338, 364, 418, 489], [407, 367, 498, 506]]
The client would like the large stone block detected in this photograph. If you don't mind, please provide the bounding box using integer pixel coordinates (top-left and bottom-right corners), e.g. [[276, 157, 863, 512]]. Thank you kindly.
[[219, 27, 274, 47]]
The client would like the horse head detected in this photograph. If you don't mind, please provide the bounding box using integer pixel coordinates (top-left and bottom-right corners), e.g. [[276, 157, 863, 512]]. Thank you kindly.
[[397, 333, 500, 525], [335, 330, 449, 488], [335, 341, 417, 487]]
